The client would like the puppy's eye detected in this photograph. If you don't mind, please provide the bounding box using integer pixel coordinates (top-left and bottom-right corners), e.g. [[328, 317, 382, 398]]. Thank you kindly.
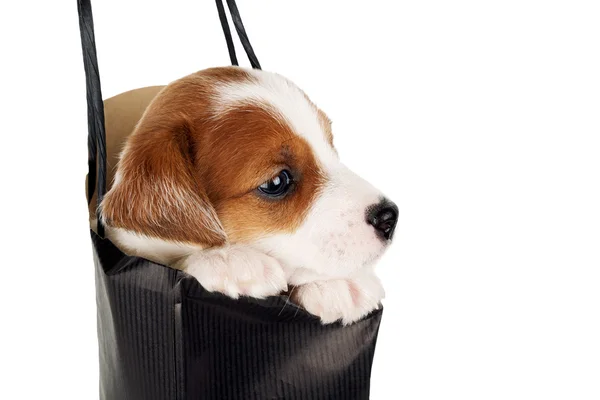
[[258, 170, 293, 198]]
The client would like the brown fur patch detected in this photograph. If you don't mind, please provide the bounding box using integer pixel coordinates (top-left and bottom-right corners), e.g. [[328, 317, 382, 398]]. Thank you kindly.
[[101, 67, 327, 246], [195, 103, 326, 243]]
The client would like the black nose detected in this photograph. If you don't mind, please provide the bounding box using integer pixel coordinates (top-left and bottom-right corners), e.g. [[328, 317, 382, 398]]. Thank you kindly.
[[366, 199, 398, 240]]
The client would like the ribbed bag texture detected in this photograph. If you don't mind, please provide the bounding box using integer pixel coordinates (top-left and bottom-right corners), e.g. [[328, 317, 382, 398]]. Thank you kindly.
[[93, 232, 383, 399]]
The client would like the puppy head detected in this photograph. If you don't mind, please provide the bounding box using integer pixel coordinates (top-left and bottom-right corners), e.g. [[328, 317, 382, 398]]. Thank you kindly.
[[101, 67, 397, 281]]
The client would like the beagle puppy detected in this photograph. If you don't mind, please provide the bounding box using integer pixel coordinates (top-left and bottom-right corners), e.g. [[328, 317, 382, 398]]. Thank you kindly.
[[98, 67, 398, 325]]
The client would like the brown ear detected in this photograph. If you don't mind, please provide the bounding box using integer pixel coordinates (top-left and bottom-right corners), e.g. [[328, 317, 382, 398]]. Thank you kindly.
[[100, 108, 227, 247]]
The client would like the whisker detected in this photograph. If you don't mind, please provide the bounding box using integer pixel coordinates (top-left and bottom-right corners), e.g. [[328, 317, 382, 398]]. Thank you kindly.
[[278, 286, 296, 316]]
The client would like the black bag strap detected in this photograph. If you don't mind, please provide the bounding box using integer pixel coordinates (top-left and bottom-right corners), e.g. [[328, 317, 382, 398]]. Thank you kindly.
[[216, 0, 262, 69], [78, 0, 262, 238], [78, 0, 107, 237]]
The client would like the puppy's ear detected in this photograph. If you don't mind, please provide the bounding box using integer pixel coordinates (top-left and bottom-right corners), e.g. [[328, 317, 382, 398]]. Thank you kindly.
[[100, 109, 226, 247]]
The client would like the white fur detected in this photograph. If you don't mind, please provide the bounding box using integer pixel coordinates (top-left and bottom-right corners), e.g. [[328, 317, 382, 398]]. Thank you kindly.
[[254, 163, 385, 284], [292, 269, 385, 326], [105, 68, 390, 324], [108, 226, 200, 266], [179, 244, 287, 299]]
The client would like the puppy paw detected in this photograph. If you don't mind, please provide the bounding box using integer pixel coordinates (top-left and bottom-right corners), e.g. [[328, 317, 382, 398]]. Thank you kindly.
[[291, 271, 385, 325], [182, 245, 287, 299]]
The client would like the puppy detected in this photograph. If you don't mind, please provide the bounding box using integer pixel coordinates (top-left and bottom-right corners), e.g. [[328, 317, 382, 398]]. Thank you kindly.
[[98, 67, 398, 325]]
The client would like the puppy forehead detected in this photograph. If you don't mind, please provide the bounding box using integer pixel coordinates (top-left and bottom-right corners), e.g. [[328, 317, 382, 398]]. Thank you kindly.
[[212, 69, 338, 167], [202, 104, 315, 196]]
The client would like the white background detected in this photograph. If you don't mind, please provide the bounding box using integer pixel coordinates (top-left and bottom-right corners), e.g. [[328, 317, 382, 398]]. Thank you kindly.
[[1, 1, 599, 399]]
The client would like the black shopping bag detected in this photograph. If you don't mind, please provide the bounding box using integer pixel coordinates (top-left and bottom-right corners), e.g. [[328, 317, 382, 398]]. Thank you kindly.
[[78, 1, 383, 399]]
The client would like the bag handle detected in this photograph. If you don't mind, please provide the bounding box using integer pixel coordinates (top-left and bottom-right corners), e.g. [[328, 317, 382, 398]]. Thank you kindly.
[[78, 0, 262, 238], [216, 0, 262, 69], [78, 0, 107, 237]]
